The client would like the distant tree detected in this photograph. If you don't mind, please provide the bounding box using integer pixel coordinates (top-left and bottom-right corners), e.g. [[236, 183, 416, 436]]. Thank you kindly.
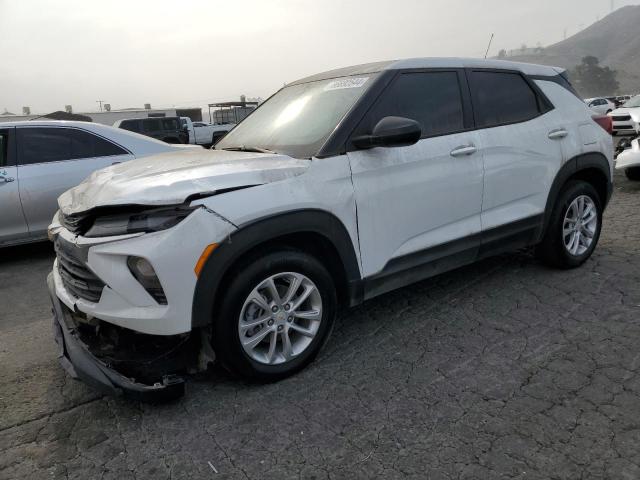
[[569, 56, 619, 97], [498, 49, 507, 58]]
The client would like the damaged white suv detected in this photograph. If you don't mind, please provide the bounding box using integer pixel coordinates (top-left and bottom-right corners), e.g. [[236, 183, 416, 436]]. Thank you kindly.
[[48, 58, 613, 400]]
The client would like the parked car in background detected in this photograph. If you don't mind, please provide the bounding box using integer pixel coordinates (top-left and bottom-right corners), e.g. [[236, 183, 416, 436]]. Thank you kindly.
[[615, 136, 640, 180], [0, 121, 199, 247], [47, 58, 613, 400], [585, 97, 616, 115], [606, 96, 624, 108], [114, 116, 188, 144], [179, 117, 234, 147], [608, 95, 640, 135]]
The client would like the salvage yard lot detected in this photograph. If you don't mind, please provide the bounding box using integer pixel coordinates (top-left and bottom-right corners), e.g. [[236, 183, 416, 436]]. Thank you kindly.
[[1, 169, 639, 480]]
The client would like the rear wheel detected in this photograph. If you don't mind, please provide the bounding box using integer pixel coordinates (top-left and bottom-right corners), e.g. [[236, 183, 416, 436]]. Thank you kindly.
[[625, 167, 640, 181], [536, 181, 602, 269], [212, 249, 337, 381]]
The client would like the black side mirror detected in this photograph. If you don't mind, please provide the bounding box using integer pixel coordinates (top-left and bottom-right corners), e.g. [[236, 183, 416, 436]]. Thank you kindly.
[[353, 116, 422, 149]]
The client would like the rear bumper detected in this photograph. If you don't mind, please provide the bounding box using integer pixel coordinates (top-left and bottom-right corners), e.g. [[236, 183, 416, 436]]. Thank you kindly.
[[48, 273, 185, 402], [611, 120, 639, 134]]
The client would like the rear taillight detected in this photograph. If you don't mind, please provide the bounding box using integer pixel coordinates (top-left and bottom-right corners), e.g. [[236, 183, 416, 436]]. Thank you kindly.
[[592, 114, 613, 134]]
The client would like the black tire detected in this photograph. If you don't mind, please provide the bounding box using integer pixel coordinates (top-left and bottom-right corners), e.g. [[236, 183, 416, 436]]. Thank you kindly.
[[211, 249, 337, 381], [625, 167, 640, 181], [536, 180, 602, 269]]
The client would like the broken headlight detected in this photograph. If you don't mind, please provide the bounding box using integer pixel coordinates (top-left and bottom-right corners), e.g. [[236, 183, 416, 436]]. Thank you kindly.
[[84, 206, 195, 238]]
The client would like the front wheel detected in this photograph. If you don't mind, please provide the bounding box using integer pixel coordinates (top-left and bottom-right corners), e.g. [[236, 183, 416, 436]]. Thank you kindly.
[[536, 181, 602, 269], [625, 167, 640, 181], [212, 249, 337, 381]]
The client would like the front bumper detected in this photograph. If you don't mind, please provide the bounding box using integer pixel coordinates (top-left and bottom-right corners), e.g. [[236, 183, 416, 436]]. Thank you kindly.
[[48, 273, 186, 401]]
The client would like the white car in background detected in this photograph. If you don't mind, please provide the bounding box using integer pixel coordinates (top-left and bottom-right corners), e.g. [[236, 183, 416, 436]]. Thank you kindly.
[[608, 95, 640, 135], [585, 97, 615, 115], [180, 117, 234, 147], [0, 121, 199, 247], [615, 136, 640, 180]]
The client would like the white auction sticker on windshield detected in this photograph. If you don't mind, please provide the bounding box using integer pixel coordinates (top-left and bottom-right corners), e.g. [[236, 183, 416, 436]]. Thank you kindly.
[[324, 77, 369, 91]]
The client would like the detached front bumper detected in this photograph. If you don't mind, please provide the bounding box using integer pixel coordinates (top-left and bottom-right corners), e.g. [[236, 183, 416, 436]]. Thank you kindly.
[[48, 273, 186, 402]]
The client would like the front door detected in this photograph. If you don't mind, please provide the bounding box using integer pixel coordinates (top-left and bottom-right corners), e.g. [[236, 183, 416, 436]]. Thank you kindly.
[[0, 127, 28, 245], [347, 70, 484, 289]]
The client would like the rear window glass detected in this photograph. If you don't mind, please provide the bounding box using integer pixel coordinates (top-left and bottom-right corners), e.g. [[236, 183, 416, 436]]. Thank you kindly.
[[18, 128, 127, 164], [120, 120, 141, 133], [161, 118, 179, 130], [470, 71, 541, 128], [18, 128, 72, 164], [0, 131, 8, 167], [142, 119, 162, 132]]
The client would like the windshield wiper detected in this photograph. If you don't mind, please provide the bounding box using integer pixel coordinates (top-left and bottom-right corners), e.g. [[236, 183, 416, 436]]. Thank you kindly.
[[220, 145, 277, 154]]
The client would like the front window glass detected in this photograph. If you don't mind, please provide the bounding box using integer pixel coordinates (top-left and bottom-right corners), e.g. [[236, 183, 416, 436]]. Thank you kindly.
[[356, 71, 464, 138], [216, 74, 377, 158]]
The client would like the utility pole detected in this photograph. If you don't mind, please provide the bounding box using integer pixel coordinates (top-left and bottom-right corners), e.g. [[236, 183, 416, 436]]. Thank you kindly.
[[96, 100, 104, 112]]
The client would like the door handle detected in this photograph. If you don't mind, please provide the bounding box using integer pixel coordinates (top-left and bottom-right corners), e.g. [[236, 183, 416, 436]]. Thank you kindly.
[[548, 129, 568, 140], [0, 176, 15, 183], [450, 145, 477, 157]]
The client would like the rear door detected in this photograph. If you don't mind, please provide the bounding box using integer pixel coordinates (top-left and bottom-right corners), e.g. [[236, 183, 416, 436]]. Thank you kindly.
[[468, 69, 564, 232], [0, 127, 29, 245], [16, 126, 133, 237]]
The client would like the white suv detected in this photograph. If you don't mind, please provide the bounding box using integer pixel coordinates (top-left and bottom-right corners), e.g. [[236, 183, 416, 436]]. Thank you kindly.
[[48, 58, 613, 400]]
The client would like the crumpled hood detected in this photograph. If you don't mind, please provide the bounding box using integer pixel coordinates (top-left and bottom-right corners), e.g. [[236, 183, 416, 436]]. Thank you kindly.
[[59, 149, 310, 215]]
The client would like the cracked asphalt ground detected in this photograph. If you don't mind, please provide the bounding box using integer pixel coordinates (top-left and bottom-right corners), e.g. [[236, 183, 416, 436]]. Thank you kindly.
[[1, 169, 639, 480]]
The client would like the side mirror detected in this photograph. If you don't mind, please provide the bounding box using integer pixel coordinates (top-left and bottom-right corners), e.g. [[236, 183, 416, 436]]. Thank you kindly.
[[353, 116, 422, 149]]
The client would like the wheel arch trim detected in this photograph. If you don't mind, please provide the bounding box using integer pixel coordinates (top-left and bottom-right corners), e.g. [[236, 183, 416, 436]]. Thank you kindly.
[[541, 151, 612, 240], [191, 209, 362, 329]]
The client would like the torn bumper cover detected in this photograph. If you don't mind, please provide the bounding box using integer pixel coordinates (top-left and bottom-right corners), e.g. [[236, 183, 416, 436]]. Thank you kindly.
[[48, 273, 187, 401]]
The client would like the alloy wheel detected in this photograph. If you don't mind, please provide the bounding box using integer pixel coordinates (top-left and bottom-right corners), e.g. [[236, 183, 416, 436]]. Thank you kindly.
[[563, 195, 598, 256], [238, 272, 323, 365]]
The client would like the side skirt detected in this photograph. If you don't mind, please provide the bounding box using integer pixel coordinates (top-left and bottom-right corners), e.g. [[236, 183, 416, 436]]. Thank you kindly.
[[361, 215, 543, 301]]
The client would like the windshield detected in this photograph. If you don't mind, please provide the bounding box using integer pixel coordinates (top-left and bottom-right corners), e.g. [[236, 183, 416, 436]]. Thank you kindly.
[[623, 96, 640, 108], [216, 74, 377, 158]]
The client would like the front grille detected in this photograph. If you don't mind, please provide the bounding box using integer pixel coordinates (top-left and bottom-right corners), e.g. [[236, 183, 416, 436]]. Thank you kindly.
[[61, 212, 94, 236], [613, 115, 632, 122], [54, 237, 105, 303], [613, 125, 633, 130]]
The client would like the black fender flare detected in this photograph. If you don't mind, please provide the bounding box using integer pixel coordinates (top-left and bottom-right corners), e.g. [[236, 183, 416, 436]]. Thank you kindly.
[[541, 152, 612, 240], [191, 209, 362, 329]]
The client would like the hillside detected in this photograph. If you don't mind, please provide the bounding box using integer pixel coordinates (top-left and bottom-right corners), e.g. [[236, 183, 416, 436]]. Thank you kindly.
[[505, 5, 640, 94]]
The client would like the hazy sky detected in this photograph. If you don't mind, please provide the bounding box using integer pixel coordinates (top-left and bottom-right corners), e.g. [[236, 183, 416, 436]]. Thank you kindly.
[[1, 0, 639, 114]]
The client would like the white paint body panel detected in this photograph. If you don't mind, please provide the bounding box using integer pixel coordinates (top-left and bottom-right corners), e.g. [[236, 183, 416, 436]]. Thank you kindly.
[[49, 208, 236, 335], [477, 114, 563, 231], [347, 132, 484, 277], [616, 139, 640, 170]]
